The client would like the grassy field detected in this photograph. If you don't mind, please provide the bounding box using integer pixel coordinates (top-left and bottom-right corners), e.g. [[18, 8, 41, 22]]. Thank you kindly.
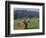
[[14, 18, 39, 30]]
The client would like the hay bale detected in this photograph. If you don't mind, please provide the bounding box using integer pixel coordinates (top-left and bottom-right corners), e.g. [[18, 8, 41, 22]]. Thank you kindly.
[[16, 22, 25, 30]]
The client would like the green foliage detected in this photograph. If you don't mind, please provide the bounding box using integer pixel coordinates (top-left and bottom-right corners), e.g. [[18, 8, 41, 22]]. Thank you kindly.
[[14, 18, 39, 30]]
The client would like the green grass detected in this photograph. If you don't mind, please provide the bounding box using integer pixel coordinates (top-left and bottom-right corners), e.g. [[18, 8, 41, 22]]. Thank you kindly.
[[14, 18, 39, 29], [27, 18, 39, 29]]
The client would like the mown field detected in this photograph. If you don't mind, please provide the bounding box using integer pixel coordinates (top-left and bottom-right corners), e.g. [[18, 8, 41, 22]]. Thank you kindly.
[[14, 18, 39, 30]]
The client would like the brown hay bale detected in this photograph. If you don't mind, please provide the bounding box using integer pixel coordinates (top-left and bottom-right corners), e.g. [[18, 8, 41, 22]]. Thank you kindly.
[[16, 22, 25, 30]]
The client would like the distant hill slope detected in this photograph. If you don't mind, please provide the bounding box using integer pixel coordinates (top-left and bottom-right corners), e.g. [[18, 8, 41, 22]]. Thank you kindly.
[[14, 10, 39, 19]]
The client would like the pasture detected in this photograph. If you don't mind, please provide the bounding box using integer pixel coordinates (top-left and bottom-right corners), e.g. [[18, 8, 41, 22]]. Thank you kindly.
[[14, 18, 39, 30]]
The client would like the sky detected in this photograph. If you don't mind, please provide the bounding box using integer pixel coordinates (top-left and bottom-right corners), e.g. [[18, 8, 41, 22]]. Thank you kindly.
[[14, 8, 39, 12]]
